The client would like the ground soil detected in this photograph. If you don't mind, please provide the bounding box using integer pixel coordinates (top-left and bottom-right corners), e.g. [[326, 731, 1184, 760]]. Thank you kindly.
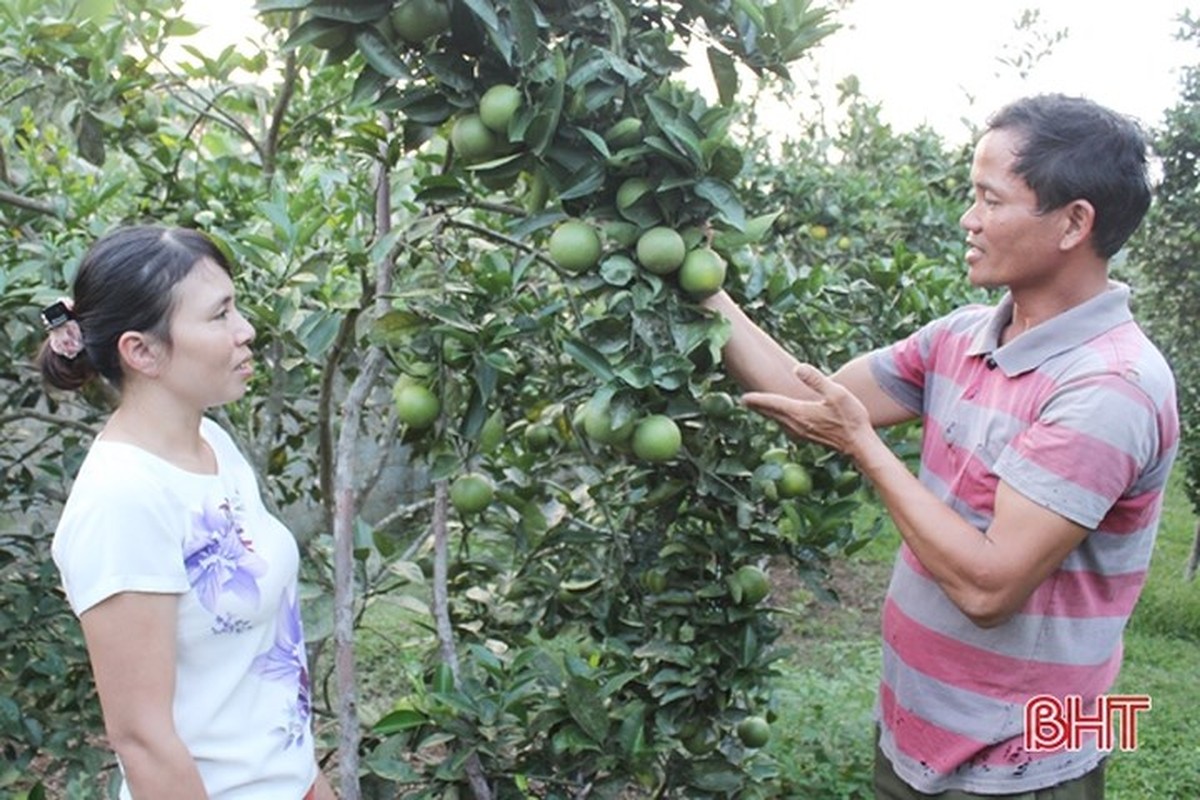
[[771, 553, 893, 643]]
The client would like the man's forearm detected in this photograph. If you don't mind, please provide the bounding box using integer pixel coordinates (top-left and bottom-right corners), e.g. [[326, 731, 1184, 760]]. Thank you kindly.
[[701, 291, 818, 399], [850, 432, 1005, 626]]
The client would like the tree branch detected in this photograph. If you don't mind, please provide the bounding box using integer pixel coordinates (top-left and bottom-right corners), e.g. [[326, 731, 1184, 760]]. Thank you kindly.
[[318, 310, 359, 531], [1186, 517, 1199, 582], [330, 114, 401, 800], [430, 482, 494, 800], [0, 188, 59, 217], [252, 337, 288, 479], [444, 217, 559, 270], [0, 410, 98, 436], [263, 14, 300, 185]]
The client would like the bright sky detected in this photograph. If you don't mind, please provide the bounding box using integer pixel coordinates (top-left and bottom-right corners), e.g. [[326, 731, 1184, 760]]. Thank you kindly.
[[180, 0, 1197, 144], [802, 0, 1197, 142]]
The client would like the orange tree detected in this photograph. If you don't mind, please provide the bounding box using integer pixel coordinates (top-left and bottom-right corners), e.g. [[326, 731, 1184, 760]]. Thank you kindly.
[[1129, 12, 1200, 577], [255, 0, 868, 796]]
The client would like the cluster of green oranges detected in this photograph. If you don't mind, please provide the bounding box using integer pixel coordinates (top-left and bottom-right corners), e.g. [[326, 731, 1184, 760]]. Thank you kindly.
[[450, 83, 522, 164], [575, 394, 683, 464], [547, 217, 727, 298]]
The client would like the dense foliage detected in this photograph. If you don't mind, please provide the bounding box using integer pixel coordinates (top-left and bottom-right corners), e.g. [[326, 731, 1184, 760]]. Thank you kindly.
[[1, 0, 980, 797], [1131, 13, 1200, 535]]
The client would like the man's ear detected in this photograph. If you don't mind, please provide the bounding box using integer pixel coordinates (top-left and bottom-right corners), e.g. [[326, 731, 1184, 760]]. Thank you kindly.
[[1060, 199, 1096, 251], [117, 330, 166, 378]]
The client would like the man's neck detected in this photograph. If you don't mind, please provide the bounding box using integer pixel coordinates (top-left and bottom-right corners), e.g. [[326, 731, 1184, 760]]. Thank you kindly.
[[1002, 268, 1110, 345]]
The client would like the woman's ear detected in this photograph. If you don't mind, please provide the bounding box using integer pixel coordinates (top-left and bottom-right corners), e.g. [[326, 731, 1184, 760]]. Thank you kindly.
[[1060, 198, 1096, 251], [116, 331, 166, 378]]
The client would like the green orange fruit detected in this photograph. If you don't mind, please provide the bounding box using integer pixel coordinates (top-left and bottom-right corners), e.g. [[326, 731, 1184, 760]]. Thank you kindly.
[[635, 226, 686, 275], [631, 415, 682, 462], [479, 84, 521, 132], [390, 0, 450, 43], [450, 472, 494, 515], [450, 114, 497, 162], [777, 463, 813, 498], [678, 247, 726, 296], [736, 716, 771, 748], [548, 219, 602, 273], [733, 564, 770, 605], [393, 382, 440, 430], [582, 395, 634, 445]]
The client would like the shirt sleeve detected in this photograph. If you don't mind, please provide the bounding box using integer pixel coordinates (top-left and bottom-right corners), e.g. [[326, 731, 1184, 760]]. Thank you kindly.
[[992, 371, 1161, 529], [52, 457, 191, 616], [868, 317, 950, 416]]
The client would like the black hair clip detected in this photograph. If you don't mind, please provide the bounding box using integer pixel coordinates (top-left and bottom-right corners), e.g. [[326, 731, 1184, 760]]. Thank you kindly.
[[41, 300, 75, 331]]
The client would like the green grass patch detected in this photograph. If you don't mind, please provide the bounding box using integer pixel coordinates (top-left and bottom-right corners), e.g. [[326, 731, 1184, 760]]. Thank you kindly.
[[1106, 469, 1200, 799], [768, 639, 880, 799]]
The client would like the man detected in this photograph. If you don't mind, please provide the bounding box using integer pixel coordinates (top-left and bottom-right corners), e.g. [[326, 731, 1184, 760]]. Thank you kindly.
[[704, 94, 1179, 797]]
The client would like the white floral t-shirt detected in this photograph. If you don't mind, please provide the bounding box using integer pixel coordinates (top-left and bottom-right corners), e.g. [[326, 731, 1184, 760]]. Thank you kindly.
[[52, 418, 317, 800]]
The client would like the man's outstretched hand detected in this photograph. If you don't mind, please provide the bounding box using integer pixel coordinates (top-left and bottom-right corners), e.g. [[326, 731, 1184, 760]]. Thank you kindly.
[[741, 363, 874, 458]]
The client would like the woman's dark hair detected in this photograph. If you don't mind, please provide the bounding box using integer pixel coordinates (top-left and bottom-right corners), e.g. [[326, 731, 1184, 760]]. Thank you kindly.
[[38, 226, 234, 392], [986, 94, 1153, 259]]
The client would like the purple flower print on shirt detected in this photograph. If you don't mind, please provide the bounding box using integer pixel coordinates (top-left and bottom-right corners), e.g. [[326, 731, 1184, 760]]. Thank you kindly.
[[251, 589, 311, 748], [184, 495, 268, 614]]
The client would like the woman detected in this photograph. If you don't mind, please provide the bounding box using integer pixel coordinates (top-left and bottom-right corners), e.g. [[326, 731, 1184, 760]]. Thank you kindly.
[[39, 226, 336, 799]]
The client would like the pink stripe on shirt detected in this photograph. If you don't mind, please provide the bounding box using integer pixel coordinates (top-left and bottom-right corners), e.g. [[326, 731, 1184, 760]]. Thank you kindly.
[[879, 683, 1073, 772], [884, 599, 1123, 702], [1011, 423, 1139, 498], [1022, 567, 1148, 618], [1097, 489, 1163, 535]]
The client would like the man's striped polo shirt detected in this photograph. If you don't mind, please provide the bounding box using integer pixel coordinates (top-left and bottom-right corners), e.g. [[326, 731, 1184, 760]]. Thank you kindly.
[[867, 281, 1179, 794]]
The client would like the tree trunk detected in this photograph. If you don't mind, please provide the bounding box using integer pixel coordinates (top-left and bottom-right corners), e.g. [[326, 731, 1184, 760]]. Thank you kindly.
[[330, 117, 396, 800], [1186, 517, 1199, 582], [430, 482, 493, 800]]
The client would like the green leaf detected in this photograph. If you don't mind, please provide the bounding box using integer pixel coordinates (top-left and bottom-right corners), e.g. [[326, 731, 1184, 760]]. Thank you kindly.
[[645, 95, 705, 166], [576, 127, 610, 158], [563, 339, 615, 382], [297, 311, 342, 358], [731, 0, 767, 29], [616, 704, 647, 758], [713, 210, 782, 250], [525, 52, 566, 155], [164, 18, 202, 37], [354, 27, 409, 79], [688, 763, 745, 793], [565, 675, 608, 742], [391, 86, 454, 125], [641, 136, 694, 171], [510, 0, 541, 66], [707, 47, 739, 107], [351, 66, 391, 107], [309, 0, 391, 23], [695, 178, 746, 230], [254, 0, 309, 11], [599, 255, 636, 286], [556, 163, 605, 201], [459, 0, 512, 64]]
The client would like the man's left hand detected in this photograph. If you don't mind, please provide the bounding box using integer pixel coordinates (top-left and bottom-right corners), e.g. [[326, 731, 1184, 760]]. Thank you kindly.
[[742, 363, 874, 457]]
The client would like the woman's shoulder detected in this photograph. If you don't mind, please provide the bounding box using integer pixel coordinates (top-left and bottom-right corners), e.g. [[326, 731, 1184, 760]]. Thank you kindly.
[[200, 416, 256, 477], [200, 415, 239, 452]]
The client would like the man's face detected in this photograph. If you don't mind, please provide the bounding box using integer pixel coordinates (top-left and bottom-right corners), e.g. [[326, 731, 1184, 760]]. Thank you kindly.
[[959, 127, 1072, 291]]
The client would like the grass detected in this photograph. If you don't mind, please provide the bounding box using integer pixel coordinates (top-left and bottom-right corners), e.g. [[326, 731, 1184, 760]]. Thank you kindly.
[[1106, 469, 1200, 799], [770, 471, 1200, 798]]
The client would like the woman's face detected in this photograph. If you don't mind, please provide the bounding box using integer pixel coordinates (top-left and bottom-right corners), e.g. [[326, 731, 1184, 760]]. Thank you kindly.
[[154, 258, 256, 410]]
